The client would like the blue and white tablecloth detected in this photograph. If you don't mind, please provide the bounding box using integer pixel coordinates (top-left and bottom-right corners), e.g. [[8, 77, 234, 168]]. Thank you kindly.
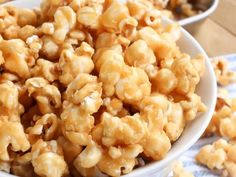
[[170, 54, 236, 177]]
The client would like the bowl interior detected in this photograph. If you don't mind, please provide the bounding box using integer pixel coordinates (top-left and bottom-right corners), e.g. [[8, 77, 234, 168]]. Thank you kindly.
[[1, 1, 217, 177]]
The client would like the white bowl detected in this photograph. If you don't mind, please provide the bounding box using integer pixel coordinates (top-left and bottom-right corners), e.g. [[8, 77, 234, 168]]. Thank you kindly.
[[1, 1, 217, 177], [179, 0, 219, 26], [179, 0, 219, 34]]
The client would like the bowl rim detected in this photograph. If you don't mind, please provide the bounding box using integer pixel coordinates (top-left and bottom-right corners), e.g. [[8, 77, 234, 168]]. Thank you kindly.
[[0, 1, 217, 177], [178, 0, 219, 26]]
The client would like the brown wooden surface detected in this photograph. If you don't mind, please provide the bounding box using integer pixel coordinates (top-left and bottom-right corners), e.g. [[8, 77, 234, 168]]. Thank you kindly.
[[193, 0, 236, 57]]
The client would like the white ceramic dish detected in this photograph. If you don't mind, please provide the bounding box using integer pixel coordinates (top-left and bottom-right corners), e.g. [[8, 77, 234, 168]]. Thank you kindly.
[[0, 1, 217, 177], [179, 0, 219, 26], [179, 0, 219, 34]]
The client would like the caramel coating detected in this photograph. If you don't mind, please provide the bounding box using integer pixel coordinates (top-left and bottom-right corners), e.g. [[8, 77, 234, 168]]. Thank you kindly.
[[59, 42, 94, 85], [25, 77, 61, 114], [196, 139, 236, 177], [173, 161, 195, 177], [0, 39, 32, 78], [212, 58, 236, 86], [0, 120, 30, 161], [31, 59, 58, 82], [31, 140, 68, 177]]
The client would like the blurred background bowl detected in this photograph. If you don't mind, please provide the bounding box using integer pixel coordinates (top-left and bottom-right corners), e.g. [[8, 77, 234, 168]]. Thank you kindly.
[[179, 0, 219, 34]]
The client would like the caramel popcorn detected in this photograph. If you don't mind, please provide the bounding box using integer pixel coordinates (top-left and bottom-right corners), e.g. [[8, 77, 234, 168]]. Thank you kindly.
[[96, 45, 152, 104], [68, 29, 86, 42], [95, 32, 127, 49], [71, 165, 102, 177], [196, 139, 236, 177], [40, 22, 55, 35], [26, 113, 59, 142], [212, 58, 236, 86], [0, 81, 20, 115], [0, 39, 33, 78], [103, 97, 124, 116], [144, 9, 162, 27], [224, 161, 236, 177], [53, 6, 76, 43], [0, 1, 206, 176], [17, 8, 37, 27], [204, 90, 236, 138], [144, 131, 171, 160], [172, 161, 195, 177], [97, 144, 143, 176], [26, 35, 42, 58], [61, 102, 94, 146], [96, 112, 146, 147], [18, 25, 38, 41], [152, 68, 177, 94], [2, 25, 20, 39], [11, 152, 35, 177], [25, 77, 62, 114], [124, 39, 157, 74], [0, 50, 4, 65], [73, 140, 102, 168], [137, 26, 176, 60], [220, 115, 236, 139], [139, 96, 172, 159], [31, 59, 59, 82], [171, 55, 201, 95], [196, 140, 227, 170], [115, 67, 151, 104], [0, 6, 18, 33], [0, 72, 19, 83], [180, 93, 207, 121], [65, 73, 102, 114], [101, 0, 129, 32], [77, 5, 103, 30], [40, 36, 60, 61], [98, 53, 127, 97], [40, 0, 65, 21], [31, 140, 68, 177], [0, 120, 30, 161], [57, 136, 82, 164], [127, 0, 153, 20], [165, 102, 185, 141], [59, 42, 94, 85], [69, 0, 86, 12], [118, 16, 138, 40], [93, 45, 123, 71], [0, 160, 10, 173]]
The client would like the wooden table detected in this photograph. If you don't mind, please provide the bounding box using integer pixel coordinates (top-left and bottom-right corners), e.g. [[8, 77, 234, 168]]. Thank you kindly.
[[193, 0, 236, 57]]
